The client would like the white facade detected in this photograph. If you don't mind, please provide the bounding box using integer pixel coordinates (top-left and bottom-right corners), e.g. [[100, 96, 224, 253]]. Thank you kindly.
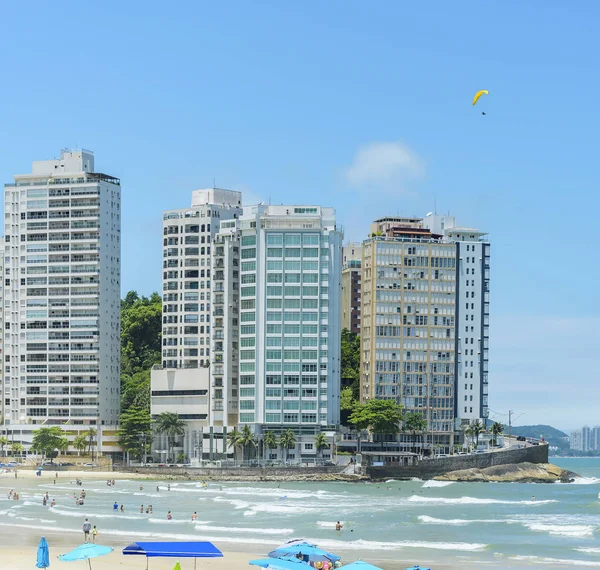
[[151, 189, 241, 462], [234, 205, 343, 431], [2, 149, 121, 426], [423, 216, 490, 427]]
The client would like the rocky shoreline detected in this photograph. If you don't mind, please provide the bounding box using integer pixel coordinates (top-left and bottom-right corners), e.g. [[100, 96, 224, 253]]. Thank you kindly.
[[434, 461, 578, 483]]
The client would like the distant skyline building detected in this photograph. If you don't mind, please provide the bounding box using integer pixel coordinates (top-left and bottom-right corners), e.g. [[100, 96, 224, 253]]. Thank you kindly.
[[570, 425, 600, 452], [341, 242, 362, 335], [360, 213, 490, 452], [2, 149, 121, 427], [150, 189, 242, 462]]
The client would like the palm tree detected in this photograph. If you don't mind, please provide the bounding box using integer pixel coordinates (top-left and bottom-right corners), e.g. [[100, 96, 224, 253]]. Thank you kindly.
[[279, 429, 296, 463], [85, 427, 97, 458], [314, 433, 329, 463], [491, 422, 504, 447], [403, 412, 428, 456], [239, 425, 256, 465], [263, 431, 278, 462], [10, 442, 24, 457], [467, 420, 485, 449], [154, 412, 186, 462], [73, 434, 87, 456], [0, 436, 8, 457], [226, 428, 243, 465]]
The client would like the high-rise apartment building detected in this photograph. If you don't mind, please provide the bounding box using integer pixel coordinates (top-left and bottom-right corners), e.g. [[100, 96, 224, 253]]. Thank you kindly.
[[2, 149, 121, 426], [232, 205, 343, 435], [341, 243, 362, 334], [360, 213, 489, 451], [150, 189, 242, 462]]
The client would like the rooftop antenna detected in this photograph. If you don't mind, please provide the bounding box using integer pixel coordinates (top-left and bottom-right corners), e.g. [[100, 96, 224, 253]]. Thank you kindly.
[[213, 178, 216, 189], [434, 196, 437, 215]]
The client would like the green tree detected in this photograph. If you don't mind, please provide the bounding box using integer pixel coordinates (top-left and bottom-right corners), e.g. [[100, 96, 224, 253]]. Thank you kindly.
[[121, 291, 162, 377], [349, 399, 403, 450], [469, 420, 485, 449], [341, 329, 361, 400], [10, 442, 24, 456], [263, 431, 278, 461], [121, 369, 151, 413], [227, 428, 243, 465], [340, 386, 356, 426], [176, 452, 187, 463], [239, 425, 256, 464], [314, 433, 330, 462], [31, 427, 69, 462], [280, 429, 297, 463], [73, 434, 88, 455], [154, 412, 186, 462], [85, 427, 97, 457], [0, 436, 8, 457], [117, 406, 152, 461], [491, 422, 504, 447], [403, 412, 428, 455]]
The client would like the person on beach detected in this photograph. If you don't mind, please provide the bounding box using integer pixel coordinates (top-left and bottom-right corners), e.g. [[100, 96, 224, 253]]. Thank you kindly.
[[112, 479, 115, 485], [42, 497, 47, 506], [148, 505, 153, 514], [83, 518, 91, 542], [50, 499, 56, 507], [167, 484, 170, 491], [140, 504, 144, 513], [167, 511, 172, 520], [92, 526, 98, 544], [120, 504, 124, 512], [113, 501, 118, 511], [8, 490, 13, 499], [139, 484, 143, 490], [335, 521, 343, 531], [192, 512, 197, 521], [45, 492, 49, 500]]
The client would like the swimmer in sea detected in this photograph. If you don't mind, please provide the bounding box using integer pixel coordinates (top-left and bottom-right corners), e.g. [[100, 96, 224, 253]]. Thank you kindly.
[[167, 511, 172, 520], [335, 521, 343, 531], [192, 511, 197, 521]]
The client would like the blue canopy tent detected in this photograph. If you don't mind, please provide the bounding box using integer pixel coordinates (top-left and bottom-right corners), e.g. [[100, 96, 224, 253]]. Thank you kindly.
[[269, 545, 340, 564], [123, 541, 223, 570]]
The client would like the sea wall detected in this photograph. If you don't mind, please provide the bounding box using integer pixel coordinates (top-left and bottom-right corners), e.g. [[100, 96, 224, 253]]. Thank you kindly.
[[116, 465, 353, 481], [367, 444, 549, 480]]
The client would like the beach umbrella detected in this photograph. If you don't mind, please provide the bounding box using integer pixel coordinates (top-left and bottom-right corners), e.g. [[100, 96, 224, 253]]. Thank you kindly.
[[275, 540, 317, 550], [36, 537, 50, 569], [58, 543, 114, 569], [403, 566, 430, 570], [173, 563, 182, 570], [251, 557, 312, 570], [342, 562, 383, 570], [270, 545, 340, 564]]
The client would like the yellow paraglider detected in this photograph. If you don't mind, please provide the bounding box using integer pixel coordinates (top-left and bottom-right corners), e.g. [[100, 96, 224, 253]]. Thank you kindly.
[[472, 90, 489, 106]]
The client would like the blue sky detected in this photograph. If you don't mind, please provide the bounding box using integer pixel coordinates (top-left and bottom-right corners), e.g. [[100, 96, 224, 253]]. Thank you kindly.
[[1, 1, 598, 430]]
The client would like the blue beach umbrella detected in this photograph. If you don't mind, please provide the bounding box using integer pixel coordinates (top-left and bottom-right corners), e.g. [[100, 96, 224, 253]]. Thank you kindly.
[[404, 566, 431, 570], [251, 557, 312, 570], [36, 537, 50, 569], [342, 562, 383, 570], [270, 545, 341, 563], [58, 543, 113, 569]]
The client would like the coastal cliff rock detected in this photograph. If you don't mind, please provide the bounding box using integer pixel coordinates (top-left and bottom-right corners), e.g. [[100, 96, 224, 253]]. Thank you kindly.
[[434, 462, 577, 483]]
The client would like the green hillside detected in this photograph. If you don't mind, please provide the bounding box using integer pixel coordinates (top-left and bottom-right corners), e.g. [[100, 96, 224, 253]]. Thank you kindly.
[[511, 425, 569, 449]]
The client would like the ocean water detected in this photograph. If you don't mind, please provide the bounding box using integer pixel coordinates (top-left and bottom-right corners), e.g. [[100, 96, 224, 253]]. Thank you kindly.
[[1, 458, 599, 569]]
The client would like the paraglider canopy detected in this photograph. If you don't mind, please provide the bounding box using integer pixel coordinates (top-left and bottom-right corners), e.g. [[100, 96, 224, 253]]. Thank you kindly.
[[472, 90, 489, 106]]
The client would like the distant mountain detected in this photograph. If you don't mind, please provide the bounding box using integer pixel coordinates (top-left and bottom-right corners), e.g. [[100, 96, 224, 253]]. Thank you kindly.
[[511, 425, 569, 449]]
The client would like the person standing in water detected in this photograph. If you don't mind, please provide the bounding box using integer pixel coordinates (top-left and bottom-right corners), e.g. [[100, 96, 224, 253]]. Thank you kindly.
[[92, 526, 98, 543], [167, 511, 172, 520], [192, 512, 197, 521], [83, 518, 91, 542], [335, 521, 343, 531]]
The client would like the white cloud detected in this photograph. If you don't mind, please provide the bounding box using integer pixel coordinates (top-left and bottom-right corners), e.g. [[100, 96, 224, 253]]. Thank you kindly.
[[343, 141, 425, 194]]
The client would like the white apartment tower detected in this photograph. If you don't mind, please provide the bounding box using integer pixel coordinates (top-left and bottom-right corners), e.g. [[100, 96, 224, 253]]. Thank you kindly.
[[3, 149, 121, 426], [232, 205, 343, 436], [151, 189, 242, 462]]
